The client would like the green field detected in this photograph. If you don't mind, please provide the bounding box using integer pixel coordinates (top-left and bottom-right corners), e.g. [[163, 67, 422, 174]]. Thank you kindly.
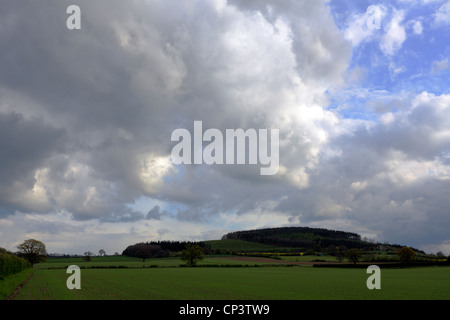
[[205, 239, 288, 252], [33, 255, 276, 269], [8, 255, 450, 300], [0, 268, 33, 300]]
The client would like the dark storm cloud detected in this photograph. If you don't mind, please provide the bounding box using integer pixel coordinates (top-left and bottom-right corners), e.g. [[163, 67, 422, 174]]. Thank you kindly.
[[146, 205, 171, 220], [0, 112, 65, 185], [0, 112, 66, 215], [0, 1, 184, 220]]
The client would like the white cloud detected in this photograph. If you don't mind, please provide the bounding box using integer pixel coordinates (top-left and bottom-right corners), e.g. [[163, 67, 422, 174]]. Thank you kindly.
[[431, 58, 449, 73], [380, 9, 407, 55], [389, 61, 406, 80], [412, 20, 424, 34], [344, 5, 387, 47], [434, 0, 450, 25]]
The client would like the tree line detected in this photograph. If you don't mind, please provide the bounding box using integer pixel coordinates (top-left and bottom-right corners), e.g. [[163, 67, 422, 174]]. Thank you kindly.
[[122, 241, 212, 260]]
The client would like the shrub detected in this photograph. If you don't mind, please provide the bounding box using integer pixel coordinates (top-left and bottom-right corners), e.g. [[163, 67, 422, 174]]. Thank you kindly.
[[396, 247, 416, 263], [0, 250, 31, 279]]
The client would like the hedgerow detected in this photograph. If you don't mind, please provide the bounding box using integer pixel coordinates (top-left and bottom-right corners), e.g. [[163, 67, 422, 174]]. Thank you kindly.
[[0, 249, 31, 279]]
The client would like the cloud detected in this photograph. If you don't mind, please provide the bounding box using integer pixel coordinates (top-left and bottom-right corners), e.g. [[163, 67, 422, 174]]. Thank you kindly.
[[434, 0, 450, 25], [278, 92, 450, 250], [100, 209, 146, 223], [0, 0, 449, 256], [344, 4, 387, 47], [0, 112, 66, 214], [431, 58, 449, 74], [380, 9, 407, 56], [146, 205, 170, 221], [411, 20, 423, 34], [0, 0, 351, 223]]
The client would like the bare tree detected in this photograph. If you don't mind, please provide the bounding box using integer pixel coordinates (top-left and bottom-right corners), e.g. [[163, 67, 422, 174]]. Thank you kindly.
[[346, 248, 363, 264]]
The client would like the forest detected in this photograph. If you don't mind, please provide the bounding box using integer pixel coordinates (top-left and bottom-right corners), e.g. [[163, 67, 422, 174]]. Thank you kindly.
[[122, 241, 212, 258], [221, 226, 424, 253]]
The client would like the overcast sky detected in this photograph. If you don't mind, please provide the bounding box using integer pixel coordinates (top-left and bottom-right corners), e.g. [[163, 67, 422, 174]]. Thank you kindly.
[[0, 0, 449, 255]]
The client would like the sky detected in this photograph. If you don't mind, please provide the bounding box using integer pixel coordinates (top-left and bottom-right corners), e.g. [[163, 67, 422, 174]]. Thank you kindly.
[[0, 0, 449, 256]]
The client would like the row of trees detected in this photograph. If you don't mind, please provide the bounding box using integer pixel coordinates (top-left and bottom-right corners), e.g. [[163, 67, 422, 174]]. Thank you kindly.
[[82, 249, 122, 261], [122, 243, 169, 261], [178, 245, 424, 266], [341, 246, 418, 264], [122, 241, 212, 261], [121, 242, 206, 266], [123, 241, 211, 255]]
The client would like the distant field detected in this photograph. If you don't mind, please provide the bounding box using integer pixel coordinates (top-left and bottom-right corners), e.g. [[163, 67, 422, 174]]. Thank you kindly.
[[205, 239, 288, 252], [35, 255, 277, 269], [278, 255, 337, 262], [13, 265, 450, 300]]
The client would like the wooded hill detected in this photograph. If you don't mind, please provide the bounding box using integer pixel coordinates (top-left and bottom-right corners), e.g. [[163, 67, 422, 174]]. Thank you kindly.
[[221, 226, 423, 254], [122, 226, 426, 258]]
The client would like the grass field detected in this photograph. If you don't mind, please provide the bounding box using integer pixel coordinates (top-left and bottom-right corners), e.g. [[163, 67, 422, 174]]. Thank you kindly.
[[34, 255, 277, 269], [0, 268, 33, 300], [205, 239, 290, 252], [8, 255, 450, 300]]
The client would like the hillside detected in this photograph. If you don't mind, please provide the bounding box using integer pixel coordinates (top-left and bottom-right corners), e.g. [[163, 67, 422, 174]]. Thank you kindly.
[[121, 226, 426, 258], [220, 226, 424, 254]]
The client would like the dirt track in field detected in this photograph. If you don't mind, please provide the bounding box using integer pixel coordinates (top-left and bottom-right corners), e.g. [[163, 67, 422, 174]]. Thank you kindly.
[[7, 271, 34, 300], [223, 256, 335, 265]]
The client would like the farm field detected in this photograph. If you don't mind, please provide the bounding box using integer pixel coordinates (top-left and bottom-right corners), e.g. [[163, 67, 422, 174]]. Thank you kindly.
[[0, 268, 33, 300], [10, 256, 450, 300], [205, 239, 290, 252], [34, 255, 279, 269]]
